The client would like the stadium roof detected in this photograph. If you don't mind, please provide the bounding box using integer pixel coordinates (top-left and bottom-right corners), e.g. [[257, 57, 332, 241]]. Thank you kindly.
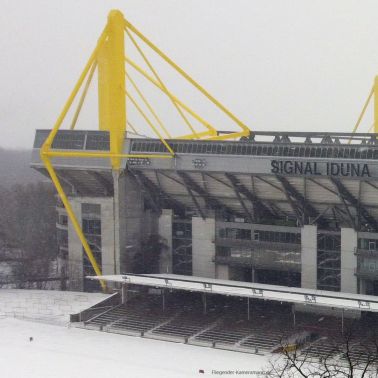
[[32, 129, 378, 230], [88, 273, 378, 313]]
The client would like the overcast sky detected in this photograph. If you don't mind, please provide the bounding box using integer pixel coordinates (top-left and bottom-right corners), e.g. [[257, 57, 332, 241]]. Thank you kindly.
[[2, 0, 378, 149]]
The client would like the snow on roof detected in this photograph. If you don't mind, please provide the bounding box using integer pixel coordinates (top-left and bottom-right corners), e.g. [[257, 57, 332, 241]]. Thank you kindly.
[[88, 273, 378, 313]]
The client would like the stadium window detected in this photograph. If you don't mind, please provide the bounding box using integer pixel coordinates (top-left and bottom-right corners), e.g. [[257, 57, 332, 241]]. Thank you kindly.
[[367, 149, 373, 159], [251, 146, 257, 155], [60, 215, 68, 226], [216, 246, 230, 257], [257, 146, 262, 155], [82, 219, 101, 235]]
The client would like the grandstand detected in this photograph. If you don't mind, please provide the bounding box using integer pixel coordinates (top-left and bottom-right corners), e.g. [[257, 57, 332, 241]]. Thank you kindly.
[[70, 275, 378, 357]]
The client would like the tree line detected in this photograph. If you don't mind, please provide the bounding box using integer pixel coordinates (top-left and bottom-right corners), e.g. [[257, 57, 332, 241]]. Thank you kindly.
[[0, 149, 58, 288]]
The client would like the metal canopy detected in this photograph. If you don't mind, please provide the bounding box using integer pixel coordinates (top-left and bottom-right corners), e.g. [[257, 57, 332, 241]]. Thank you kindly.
[[88, 273, 378, 313]]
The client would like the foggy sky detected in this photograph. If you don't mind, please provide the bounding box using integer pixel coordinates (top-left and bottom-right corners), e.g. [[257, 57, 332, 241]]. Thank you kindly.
[[2, 0, 378, 149]]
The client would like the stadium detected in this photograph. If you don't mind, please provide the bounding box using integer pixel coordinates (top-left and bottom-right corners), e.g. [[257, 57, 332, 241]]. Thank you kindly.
[[29, 9, 378, 358]]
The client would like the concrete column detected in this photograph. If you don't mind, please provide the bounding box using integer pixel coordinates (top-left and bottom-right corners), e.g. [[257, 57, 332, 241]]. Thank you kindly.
[[158, 209, 173, 273], [192, 216, 216, 278], [119, 174, 145, 273], [359, 279, 367, 295], [341, 227, 358, 294], [216, 265, 229, 280], [67, 198, 83, 291], [112, 171, 121, 275], [301, 225, 317, 289], [100, 198, 116, 276]]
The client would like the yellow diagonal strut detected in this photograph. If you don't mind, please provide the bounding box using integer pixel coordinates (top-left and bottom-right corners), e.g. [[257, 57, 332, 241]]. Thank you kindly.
[[41, 27, 109, 291]]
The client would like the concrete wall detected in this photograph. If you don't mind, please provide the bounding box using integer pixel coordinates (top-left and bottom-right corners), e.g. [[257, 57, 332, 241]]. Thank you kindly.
[[216, 265, 229, 280], [120, 174, 145, 273], [301, 225, 317, 290], [158, 209, 173, 274], [99, 198, 116, 276], [341, 227, 358, 294], [192, 216, 216, 278]]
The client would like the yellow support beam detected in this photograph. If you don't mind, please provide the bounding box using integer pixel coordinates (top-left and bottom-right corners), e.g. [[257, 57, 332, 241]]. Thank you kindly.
[[126, 73, 172, 139], [126, 92, 175, 155], [70, 61, 97, 130], [124, 19, 250, 135], [45, 150, 172, 159], [41, 155, 106, 291], [125, 57, 216, 137], [42, 28, 108, 152], [206, 131, 248, 141], [125, 28, 199, 138]]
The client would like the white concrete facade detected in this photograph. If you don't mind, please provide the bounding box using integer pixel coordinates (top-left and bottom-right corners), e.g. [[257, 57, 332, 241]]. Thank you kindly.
[[67, 196, 117, 290], [301, 225, 317, 290], [341, 227, 358, 294]]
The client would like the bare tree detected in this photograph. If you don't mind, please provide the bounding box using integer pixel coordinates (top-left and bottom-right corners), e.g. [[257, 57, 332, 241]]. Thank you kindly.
[[267, 321, 378, 378]]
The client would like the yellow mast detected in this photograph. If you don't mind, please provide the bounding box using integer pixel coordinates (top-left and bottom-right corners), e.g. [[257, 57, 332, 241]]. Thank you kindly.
[[98, 10, 126, 170]]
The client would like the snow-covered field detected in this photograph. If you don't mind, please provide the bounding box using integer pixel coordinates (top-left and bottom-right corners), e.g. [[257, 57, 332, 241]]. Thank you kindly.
[[0, 289, 109, 324], [0, 318, 268, 378], [0, 289, 268, 377]]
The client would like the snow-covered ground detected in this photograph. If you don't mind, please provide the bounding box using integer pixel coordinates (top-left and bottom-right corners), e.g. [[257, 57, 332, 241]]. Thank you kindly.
[[0, 289, 109, 324], [0, 318, 268, 378], [0, 289, 268, 377]]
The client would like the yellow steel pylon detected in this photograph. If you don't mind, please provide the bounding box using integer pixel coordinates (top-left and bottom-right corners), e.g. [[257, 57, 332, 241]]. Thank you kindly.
[[41, 9, 251, 291], [350, 76, 378, 140]]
